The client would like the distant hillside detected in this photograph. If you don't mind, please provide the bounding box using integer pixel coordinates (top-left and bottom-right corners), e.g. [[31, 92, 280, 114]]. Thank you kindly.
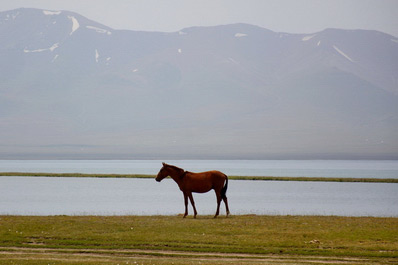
[[1, 8, 397, 159]]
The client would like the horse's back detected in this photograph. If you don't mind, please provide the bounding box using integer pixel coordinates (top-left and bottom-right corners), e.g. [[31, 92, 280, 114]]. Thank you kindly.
[[194, 170, 226, 181], [208, 170, 227, 179], [184, 170, 227, 193]]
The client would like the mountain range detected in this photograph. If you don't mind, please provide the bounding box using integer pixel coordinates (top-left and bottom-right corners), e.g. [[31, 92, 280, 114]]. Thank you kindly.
[[1, 8, 398, 159]]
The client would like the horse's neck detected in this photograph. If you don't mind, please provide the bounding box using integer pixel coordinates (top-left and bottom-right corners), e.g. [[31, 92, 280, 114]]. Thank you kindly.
[[169, 168, 184, 184]]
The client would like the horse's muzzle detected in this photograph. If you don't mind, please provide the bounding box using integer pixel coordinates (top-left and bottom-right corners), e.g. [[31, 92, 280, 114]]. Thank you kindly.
[[155, 178, 161, 182]]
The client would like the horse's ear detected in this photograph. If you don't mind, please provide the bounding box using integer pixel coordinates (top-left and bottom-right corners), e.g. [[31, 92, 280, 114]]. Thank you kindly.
[[162, 162, 166, 166]]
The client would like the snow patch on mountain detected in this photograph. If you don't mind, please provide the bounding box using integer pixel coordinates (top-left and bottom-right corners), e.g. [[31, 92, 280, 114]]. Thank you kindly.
[[24, 47, 46, 53], [3, 12, 20, 21], [24, 43, 59, 53], [235, 33, 247, 38], [43, 10, 61, 15], [49, 43, 59, 51], [86, 25, 112, 35], [302, 35, 315, 41], [95, 49, 99, 63], [228, 57, 239, 64], [68, 16, 80, 35], [105, 57, 111, 65], [333, 45, 354, 62], [4, 11, 20, 20], [52, 54, 59, 62]]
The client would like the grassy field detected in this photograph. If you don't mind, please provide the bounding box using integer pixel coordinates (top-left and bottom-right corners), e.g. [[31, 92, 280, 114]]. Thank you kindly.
[[0, 215, 397, 264], [1, 172, 397, 183]]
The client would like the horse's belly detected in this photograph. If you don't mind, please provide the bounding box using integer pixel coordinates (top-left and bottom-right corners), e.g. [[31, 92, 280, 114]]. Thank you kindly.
[[189, 182, 213, 193], [192, 187, 212, 193]]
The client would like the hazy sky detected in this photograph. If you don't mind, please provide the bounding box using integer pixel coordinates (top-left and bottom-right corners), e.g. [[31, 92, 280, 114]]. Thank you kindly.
[[1, 0, 398, 37]]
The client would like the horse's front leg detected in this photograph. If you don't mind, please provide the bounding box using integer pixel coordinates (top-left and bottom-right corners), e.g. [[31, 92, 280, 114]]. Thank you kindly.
[[188, 193, 198, 218], [183, 192, 188, 218]]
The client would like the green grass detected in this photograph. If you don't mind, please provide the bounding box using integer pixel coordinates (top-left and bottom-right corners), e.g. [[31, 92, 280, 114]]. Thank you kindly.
[[0, 215, 397, 258], [1, 172, 397, 183]]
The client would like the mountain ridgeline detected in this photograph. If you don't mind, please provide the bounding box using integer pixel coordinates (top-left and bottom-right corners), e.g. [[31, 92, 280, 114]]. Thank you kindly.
[[1, 8, 398, 159]]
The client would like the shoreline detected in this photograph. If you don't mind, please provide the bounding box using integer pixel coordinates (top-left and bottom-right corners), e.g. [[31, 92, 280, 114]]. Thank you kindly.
[[1, 172, 397, 183]]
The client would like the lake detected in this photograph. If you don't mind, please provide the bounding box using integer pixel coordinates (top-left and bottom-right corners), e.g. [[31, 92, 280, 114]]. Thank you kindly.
[[1, 177, 397, 217], [1, 160, 397, 216], [1, 160, 398, 178]]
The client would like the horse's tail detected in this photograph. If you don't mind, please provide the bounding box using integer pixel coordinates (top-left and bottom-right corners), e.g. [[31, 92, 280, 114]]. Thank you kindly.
[[221, 174, 228, 199]]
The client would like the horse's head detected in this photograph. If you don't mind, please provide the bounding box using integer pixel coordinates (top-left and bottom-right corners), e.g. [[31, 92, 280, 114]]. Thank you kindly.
[[155, 162, 169, 182]]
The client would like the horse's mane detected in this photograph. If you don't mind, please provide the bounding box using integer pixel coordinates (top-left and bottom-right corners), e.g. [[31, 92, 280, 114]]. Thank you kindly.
[[165, 164, 184, 172]]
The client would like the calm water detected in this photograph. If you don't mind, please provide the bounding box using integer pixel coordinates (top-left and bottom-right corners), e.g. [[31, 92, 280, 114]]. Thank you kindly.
[[1, 160, 397, 216], [0, 177, 397, 217], [1, 160, 398, 178]]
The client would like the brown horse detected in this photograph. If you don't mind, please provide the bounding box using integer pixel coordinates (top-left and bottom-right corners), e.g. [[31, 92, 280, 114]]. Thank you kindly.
[[156, 162, 230, 218]]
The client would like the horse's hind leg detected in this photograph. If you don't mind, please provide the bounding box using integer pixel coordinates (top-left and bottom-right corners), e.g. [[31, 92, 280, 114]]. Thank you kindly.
[[188, 193, 198, 218], [222, 196, 230, 217], [183, 192, 189, 218], [214, 192, 222, 218]]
